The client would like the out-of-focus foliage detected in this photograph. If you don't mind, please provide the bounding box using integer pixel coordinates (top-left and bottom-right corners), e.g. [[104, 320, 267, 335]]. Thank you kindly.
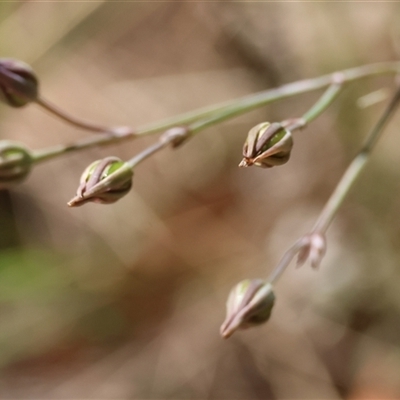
[[1, 2, 400, 398]]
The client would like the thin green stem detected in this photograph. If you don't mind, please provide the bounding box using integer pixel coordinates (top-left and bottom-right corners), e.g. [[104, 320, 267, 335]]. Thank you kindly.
[[126, 140, 168, 169], [120, 78, 348, 182], [188, 63, 397, 136], [31, 61, 400, 164], [32, 127, 136, 163], [125, 128, 189, 168], [282, 79, 344, 132], [313, 85, 400, 234], [301, 75, 343, 124], [267, 85, 400, 285]]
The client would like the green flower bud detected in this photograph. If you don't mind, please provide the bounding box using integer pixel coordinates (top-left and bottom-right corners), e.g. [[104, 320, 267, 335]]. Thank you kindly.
[[0, 58, 38, 107], [239, 122, 293, 168], [220, 279, 275, 339], [68, 157, 133, 207], [0, 141, 33, 189]]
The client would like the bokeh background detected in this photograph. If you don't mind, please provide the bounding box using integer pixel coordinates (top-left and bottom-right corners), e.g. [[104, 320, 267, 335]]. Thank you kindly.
[[1, 2, 400, 399]]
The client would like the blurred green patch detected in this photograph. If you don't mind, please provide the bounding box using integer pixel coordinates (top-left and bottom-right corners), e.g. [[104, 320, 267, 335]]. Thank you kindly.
[[0, 247, 71, 302], [77, 305, 127, 344]]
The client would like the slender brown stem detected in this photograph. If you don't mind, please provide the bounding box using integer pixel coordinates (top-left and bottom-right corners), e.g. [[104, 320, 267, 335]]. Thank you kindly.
[[36, 97, 112, 133]]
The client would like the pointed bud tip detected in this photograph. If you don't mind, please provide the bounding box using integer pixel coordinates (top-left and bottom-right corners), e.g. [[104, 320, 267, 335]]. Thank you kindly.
[[67, 196, 82, 207], [220, 279, 275, 339], [70, 157, 133, 207], [238, 158, 251, 167]]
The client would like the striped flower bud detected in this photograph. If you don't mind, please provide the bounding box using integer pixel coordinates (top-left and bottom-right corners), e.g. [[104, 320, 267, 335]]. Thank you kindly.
[[0, 141, 33, 189], [239, 122, 293, 168], [0, 59, 38, 107], [68, 157, 133, 207], [220, 279, 275, 339]]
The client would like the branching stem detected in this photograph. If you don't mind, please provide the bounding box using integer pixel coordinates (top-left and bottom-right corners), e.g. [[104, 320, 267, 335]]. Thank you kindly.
[[31, 62, 400, 164], [267, 84, 400, 285], [312, 84, 400, 234]]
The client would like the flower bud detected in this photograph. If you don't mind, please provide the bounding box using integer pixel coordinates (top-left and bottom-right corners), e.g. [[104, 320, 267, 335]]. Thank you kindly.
[[220, 279, 275, 339], [68, 157, 133, 207], [239, 122, 293, 168], [0, 58, 38, 107], [0, 141, 33, 189], [297, 232, 327, 269]]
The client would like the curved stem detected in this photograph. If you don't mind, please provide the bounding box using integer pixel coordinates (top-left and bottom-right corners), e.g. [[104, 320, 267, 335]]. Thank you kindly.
[[301, 74, 344, 124], [281, 78, 344, 132], [267, 238, 308, 284], [36, 97, 112, 133]]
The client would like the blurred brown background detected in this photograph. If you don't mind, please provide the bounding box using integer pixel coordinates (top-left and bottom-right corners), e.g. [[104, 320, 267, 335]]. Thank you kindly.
[[1, 2, 400, 399]]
